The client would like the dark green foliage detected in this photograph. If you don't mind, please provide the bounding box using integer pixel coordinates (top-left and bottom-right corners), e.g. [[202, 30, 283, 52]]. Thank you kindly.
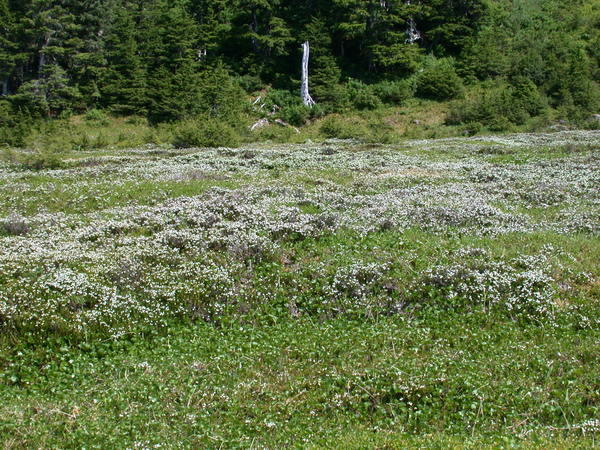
[[0, 0, 597, 137], [196, 64, 247, 124], [447, 79, 547, 129], [372, 79, 415, 105], [416, 58, 463, 101], [11, 64, 83, 117], [101, 7, 147, 116], [143, 1, 204, 123], [19, 148, 65, 170], [172, 117, 240, 148], [0, 100, 30, 147], [346, 79, 382, 110], [262, 89, 320, 126], [320, 115, 368, 139]]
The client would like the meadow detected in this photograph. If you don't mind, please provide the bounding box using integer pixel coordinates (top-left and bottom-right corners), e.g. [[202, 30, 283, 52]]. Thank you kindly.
[[0, 130, 599, 447]]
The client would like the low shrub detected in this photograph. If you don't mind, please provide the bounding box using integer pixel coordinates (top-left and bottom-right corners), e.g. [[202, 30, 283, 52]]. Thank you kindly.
[[414, 250, 557, 320], [84, 109, 109, 124], [319, 116, 369, 140], [20, 149, 65, 170], [345, 79, 382, 110], [172, 117, 240, 148], [416, 58, 464, 101], [372, 79, 416, 105], [280, 104, 312, 127], [447, 79, 546, 129], [0, 100, 32, 147], [319, 115, 397, 143], [1, 214, 30, 236]]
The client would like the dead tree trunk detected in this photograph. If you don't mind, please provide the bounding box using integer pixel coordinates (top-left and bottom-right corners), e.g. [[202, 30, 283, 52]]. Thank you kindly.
[[301, 41, 315, 107], [406, 17, 421, 44], [405, 0, 421, 44], [0, 79, 8, 96]]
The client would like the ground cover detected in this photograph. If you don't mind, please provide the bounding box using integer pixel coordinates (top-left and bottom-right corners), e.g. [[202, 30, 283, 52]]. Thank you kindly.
[[0, 130, 598, 447]]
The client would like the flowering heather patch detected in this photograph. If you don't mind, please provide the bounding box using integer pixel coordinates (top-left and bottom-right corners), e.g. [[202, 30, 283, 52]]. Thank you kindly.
[[417, 249, 558, 320], [0, 131, 598, 336]]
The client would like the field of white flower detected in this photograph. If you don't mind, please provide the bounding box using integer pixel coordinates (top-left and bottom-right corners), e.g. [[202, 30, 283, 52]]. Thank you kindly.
[[0, 131, 598, 447], [1, 130, 598, 337]]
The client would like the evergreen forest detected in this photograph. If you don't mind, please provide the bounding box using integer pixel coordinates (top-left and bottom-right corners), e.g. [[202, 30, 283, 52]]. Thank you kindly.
[[0, 0, 599, 149]]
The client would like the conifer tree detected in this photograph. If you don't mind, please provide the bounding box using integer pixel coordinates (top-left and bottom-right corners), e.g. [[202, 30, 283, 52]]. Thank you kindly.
[[101, 5, 147, 115], [0, 0, 15, 94], [141, 0, 202, 122]]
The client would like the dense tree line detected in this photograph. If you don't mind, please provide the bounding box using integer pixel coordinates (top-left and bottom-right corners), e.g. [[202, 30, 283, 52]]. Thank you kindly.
[[0, 0, 598, 133]]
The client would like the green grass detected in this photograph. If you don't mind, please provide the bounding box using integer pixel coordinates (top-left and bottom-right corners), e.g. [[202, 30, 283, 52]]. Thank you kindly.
[[0, 178, 245, 216], [1, 313, 598, 447]]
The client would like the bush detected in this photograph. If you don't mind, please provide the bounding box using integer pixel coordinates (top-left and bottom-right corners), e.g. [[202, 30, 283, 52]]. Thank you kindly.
[[345, 80, 382, 110], [416, 58, 464, 101], [319, 115, 397, 143], [197, 66, 247, 124], [236, 74, 264, 93], [447, 80, 546, 129], [0, 101, 31, 147], [19, 149, 65, 170], [511, 76, 545, 117], [313, 83, 351, 113], [372, 79, 416, 105], [172, 117, 240, 148], [319, 116, 367, 140], [84, 109, 109, 124], [1, 214, 30, 236], [263, 90, 300, 111], [280, 104, 311, 127]]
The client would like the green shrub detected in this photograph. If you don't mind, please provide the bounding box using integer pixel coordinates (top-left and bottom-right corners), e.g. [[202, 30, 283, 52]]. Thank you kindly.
[[353, 89, 382, 110], [236, 74, 264, 93], [447, 80, 546, 129], [253, 124, 296, 143], [84, 109, 109, 124], [319, 115, 395, 143], [197, 66, 247, 125], [264, 90, 300, 111], [172, 117, 240, 148], [416, 58, 464, 101], [367, 121, 397, 144], [319, 116, 364, 139], [372, 79, 415, 105], [511, 76, 545, 117], [345, 80, 382, 110], [261, 90, 324, 127], [460, 121, 483, 136], [280, 104, 311, 127], [0, 100, 31, 147], [314, 83, 351, 113], [20, 149, 65, 170]]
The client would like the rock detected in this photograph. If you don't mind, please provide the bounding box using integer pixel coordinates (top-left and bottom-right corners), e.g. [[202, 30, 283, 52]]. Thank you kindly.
[[413, 119, 421, 125], [249, 118, 270, 131]]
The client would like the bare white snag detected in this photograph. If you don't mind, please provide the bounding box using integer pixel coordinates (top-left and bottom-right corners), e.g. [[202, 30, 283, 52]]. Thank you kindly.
[[1, 79, 8, 96], [301, 41, 315, 107], [406, 17, 421, 44]]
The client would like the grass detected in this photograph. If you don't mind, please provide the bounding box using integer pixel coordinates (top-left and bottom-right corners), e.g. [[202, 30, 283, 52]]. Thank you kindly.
[[1, 314, 599, 447], [0, 130, 598, 447], [1, 94, 563, 156]]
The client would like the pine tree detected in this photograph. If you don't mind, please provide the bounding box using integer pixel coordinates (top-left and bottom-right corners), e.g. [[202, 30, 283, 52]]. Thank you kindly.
[[140, 0, 202, 122], [188, 0, 232, 63], [0, 0, 15, 94], [101, 5, 147, 115]]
